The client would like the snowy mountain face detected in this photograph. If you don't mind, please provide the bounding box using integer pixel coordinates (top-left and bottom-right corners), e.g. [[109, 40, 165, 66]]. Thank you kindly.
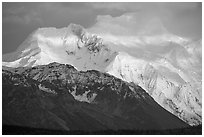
[[106, 52, 202, 126], [2, 23, 202, 126], [2, 24, 117, 71]]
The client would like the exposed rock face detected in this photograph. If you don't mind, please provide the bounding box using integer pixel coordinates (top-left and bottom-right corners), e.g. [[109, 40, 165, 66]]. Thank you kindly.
[[2, 63, 188, 131]]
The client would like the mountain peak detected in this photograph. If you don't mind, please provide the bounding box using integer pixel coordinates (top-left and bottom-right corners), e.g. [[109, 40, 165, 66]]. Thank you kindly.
[[3, 62, 189, 131], [2, 24, 116, 71]]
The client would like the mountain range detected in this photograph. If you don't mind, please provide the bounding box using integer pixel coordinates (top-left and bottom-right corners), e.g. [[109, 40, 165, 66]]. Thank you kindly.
[[3, 62, 189, 133], [2, 23, 202, 132]]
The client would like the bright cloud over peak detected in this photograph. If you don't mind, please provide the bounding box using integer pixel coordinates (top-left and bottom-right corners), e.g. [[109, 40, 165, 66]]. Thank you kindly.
[[3, 2, 201, 54]]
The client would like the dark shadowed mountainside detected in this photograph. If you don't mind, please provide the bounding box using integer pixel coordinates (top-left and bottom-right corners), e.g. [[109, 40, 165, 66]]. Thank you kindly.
[[2, 62, 191, 134]]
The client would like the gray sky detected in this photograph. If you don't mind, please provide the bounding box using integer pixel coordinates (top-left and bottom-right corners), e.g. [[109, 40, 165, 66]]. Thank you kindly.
[[2, 2, 202, 54]]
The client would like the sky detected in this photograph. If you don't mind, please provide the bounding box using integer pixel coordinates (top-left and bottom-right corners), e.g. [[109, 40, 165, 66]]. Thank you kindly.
[[2, 2, 202, 54]]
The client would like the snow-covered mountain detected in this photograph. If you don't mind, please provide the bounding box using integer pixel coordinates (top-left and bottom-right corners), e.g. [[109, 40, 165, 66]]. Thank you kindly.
[[3, 24, 117, 71], [2, 23, 202, 126], [106, 52, 202, 125]]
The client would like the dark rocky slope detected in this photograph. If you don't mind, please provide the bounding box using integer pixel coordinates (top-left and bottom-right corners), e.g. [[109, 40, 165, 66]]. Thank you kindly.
[[2, 62, 189, 133]]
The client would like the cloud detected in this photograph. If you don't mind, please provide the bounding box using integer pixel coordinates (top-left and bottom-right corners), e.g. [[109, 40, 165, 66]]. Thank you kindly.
[[3, 11, 43, 25], [88, 2, 201, 39], [89, 2, 200, 14], [2, 4, 43, 25], [3, 3, 43, 25], [2, 3, 95, 27], [35, 3, 95, 27], [87, 4, 201, 65], [2, 2, 97, 53], [2, 2, 201, 55], [89, 3, 127, 11], [88, 12, 167, 37]]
